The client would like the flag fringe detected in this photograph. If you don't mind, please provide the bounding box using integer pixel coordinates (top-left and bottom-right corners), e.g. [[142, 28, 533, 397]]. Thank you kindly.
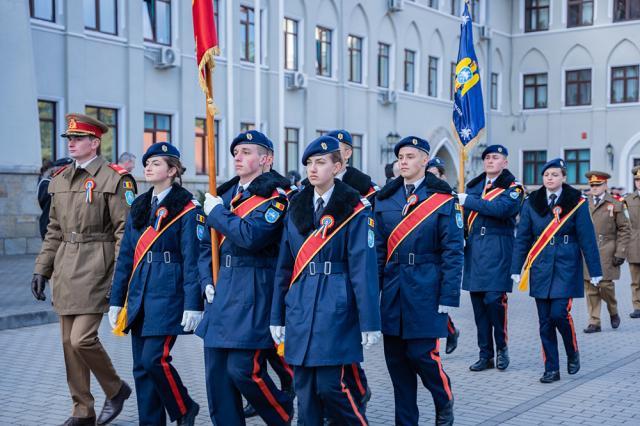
[[197, 46, 221, 116], [450, 121, 485, 155]]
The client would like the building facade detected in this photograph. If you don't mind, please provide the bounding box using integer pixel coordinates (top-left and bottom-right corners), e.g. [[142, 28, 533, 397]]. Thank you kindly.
[[1, 0, 640, 254]]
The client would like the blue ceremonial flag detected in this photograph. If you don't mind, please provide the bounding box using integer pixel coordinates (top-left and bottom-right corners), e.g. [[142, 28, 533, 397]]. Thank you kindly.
[[452, 1, 485, 150]]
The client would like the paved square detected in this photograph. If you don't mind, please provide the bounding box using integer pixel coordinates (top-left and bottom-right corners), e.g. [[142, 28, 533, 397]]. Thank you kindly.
[[2, 260, 640, 425]]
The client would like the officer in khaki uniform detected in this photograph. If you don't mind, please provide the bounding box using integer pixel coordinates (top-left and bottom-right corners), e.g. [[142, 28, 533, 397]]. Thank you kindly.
[[624, 166, 640, 319], [31, 114, 136, 426], [583, 171, 631, 333]]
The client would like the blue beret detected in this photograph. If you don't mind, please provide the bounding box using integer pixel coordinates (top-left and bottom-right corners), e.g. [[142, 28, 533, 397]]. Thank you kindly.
[[142, 142, 180, 166], [481, 144, 508, 159], [302, 136, 340, 165], [230, 130, 274, 155], [394, 136, 430, 157], [427, 157, 445, 169], [541, 158, 566, 175], [327, 129, 352, 146]]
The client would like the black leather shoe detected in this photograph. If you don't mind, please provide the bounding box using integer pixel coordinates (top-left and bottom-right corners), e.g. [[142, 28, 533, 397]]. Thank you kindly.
[[445, 329, 460, 354], [60, 417, 96, 426], [630, 309, 640, 319], [567, 352, 580, 375], [97, 381, 131, 425], [496, 347, 510, 371], [583, 324, 601, 333], [177, 402, 199, 426], [469, 358, 494, 371], [435, 400, 454, 426], [243, 401, 258, 418], [611, 314, 621, 329], [539, 371, 560, 383]]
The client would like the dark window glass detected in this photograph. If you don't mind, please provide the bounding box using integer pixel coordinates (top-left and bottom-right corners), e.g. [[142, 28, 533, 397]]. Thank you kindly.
[[378, 43, 390, 88], [567, 0, 594, 27], [523, 150, 547, 185], [143, 0, 171, 45], [284, 18, 298, 71], [565, 149, 590, 184], [404, 49, 416, 92], [240, 122, 255, 133], [490, 72, 499, 110], [195, 118, 220, 175], [614, 0, 640, 22], [315, 27, 332, 77], [523, 73, 548, 109], [429, 56, 439, 97], [30, 0, 55, 22], [84, 0, 117, 34], [611, 65, 639, 103], [450, 62, 456, 100], [86, 106, 118, 162], [240, 6, 255, 62], [143, 112, 172, 152], [565, 69, 592, 106], [351, 134, 363, 169], [525, 0, 550, 32], [38, 100, 56, 162], [348, 35, 363, 83], [285, 128, 299, 173]]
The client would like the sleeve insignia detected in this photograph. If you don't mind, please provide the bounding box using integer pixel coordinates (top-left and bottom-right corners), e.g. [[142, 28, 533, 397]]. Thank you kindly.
[[124, 190, 135, 206], [197, 224, 205, 240], [368, 229, 375, 248], [265, 207, 282, 224]]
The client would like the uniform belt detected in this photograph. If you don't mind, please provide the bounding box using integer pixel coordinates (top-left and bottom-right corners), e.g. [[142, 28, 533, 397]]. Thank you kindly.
[[389, 252, 440, 265], [146, 251, 183, 263], [535, 234, 576, 245], [222, 255, 275, 268], [63, 232, 115, 243], [470, 226, 513, 236], [302, 261, 346, 276]]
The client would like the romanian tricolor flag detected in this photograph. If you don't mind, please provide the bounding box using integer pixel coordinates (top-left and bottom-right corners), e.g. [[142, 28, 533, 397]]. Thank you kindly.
[[451, 1, 485, 151], [192, 0, 220, 113]]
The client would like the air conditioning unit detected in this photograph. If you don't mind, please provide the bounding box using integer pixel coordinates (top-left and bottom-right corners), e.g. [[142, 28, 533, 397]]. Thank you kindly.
[[154, 47, 180, 69], [388, 0, 404, 12], [379, 89, 399, 105], [285, 71, 308, 90]]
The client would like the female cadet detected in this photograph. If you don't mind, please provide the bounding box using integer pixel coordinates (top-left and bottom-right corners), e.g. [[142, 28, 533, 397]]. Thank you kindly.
[[270, 136, 381, 425], [511, 158, 602, 383], [109, 142, 203, 425]]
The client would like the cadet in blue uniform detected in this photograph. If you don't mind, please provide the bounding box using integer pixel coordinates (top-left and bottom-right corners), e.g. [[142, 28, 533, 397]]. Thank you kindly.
[[375, 137, 463, 426], [109, 143, 203, 426], [426, 157, 461, 355], [270, 136, 381, 426], [457, 145, 523, 371], [196, 131, 295, 425], [511, 158, 602, 383]]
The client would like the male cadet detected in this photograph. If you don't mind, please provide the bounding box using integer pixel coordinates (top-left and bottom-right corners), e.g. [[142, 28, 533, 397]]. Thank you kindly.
[[457, 145, 523, 372], [625, 167, 640, 319], [197, 130, 295, 425], [426, 157, 460, 354], [583, 171, 631, 333], [375, 136, 463, 426], [31, 114, 136, 426]]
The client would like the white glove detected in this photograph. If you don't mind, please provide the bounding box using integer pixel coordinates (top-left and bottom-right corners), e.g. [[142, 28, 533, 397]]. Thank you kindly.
[[181, 310, 204, 332], [511, 274, 521, 285], [204, 193, 223, 215], [458, 193, 468, 206], [108, 306, 122, 329], [205, 284, 215, 304], [361, 331, 382, 349], [438, 305, 458, 314], [590, 276, 602, 287], [270, 325, 285, 345]]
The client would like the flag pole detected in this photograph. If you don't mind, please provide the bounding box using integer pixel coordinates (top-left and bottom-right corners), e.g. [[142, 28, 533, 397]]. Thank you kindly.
[[458, 148, 466, 194], [205, 67, 220, 285]]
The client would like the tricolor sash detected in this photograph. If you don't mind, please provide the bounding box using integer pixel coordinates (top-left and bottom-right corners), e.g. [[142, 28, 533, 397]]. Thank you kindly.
[[218, 189, 290, 247], [289, 202, 367, 287], [113, 201, 197, 336], [467, 182, 519, 231], [386, 193, 453, 264], [518, 198, 586, 292]]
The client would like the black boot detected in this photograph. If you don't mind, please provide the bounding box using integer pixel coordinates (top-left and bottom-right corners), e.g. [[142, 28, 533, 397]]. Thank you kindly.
[[567, 352, 580, 375], [583, 324, 601, 333], [630, 309, 640, 318], [611, 314, 621, 329], [435, 400, 454, 426], [539, 371, 560, 383], [60, 417, 96, 426], [445, 329, 460, 354], [469, 358, 494, 371], [496, 347, 510, 371], [177, 402, 199, 426], [97, 381, 131, 425]]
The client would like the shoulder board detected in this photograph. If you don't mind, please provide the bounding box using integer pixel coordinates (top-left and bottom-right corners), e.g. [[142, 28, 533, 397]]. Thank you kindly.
[[276, 187, 287, 196], [581, 194, 588, 199], [360, 197, 371, 208], [108, 163, 129, 175], [290, 184, 298, 192], [52, 165, 69, 177], [191, 198, 202, 207]]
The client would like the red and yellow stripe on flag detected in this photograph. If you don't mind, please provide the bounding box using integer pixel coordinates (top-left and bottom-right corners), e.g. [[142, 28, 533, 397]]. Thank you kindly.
[[518, 198, 586, 292], [192, 0, 220, 113]]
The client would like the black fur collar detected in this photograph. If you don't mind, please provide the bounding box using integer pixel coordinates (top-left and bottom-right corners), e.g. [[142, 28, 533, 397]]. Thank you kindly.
[[529, 183, 583, 216], [216, 170, 290, 198], [342, 166, 373, 196], [289, 179, 361, 236], [378, 172, 452, 200], [467, 169, 517, 190], [130, 184, 194, 230]]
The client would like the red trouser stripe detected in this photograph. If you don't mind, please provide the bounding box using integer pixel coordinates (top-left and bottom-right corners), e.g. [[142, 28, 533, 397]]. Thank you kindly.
[[252, 350, 290, 422], [429, 341, 453, 401], [351, 363, 366, 396], [161, 336, 187, 416], [340, 366, 367, 426], [447, 317, 455, 335], [567, 298, 578, 352], [273, 342, 294, 379]]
